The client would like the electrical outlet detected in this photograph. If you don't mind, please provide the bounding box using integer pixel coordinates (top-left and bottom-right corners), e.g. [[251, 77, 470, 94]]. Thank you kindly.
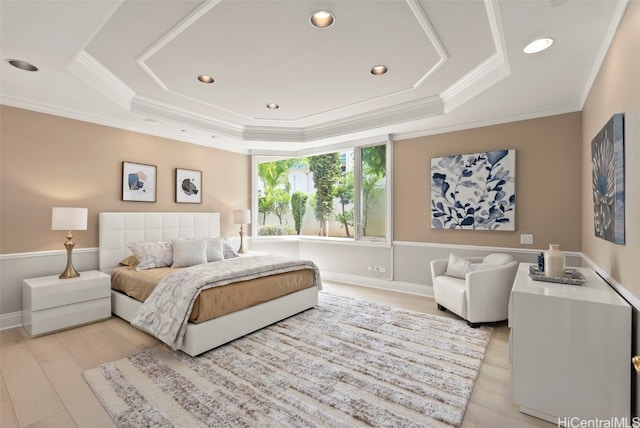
[[520, 234, 534, 245]]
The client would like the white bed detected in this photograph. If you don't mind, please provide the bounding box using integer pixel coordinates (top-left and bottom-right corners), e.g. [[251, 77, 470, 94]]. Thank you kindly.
[[99, 212, 319, 356]]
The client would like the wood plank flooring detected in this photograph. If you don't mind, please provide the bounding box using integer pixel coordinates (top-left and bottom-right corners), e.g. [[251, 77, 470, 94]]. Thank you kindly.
[[0, 282, 554, 428]]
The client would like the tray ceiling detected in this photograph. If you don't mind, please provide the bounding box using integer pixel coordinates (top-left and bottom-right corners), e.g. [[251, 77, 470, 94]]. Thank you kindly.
[[0, 0, 628, 153]]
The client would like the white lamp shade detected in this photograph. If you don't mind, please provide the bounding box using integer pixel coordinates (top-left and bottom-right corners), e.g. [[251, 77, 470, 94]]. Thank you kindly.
[[232, 209, 251, 225], [51, 207, 88, 231]]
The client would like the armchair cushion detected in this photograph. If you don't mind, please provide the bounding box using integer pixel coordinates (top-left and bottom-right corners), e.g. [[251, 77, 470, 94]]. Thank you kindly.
[[444, 253, 508, 279], [483, 253, 514, 265]]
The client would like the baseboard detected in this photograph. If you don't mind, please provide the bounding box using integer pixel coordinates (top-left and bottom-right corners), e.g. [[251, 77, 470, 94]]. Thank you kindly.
[[0, 311, 23, 331], [321, 271, 434, 297]]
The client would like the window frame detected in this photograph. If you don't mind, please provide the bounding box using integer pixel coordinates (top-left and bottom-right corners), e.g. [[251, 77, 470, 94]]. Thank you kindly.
[[251, 135, 393, 246]]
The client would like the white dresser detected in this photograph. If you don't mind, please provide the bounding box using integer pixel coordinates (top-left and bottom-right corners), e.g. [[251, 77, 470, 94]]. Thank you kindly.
[[509, 263, 631, 424], [22, 270, 111, 336]]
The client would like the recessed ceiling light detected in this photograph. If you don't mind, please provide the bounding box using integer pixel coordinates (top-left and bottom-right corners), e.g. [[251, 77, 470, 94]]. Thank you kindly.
[[197, 74, 214, 84], [370, 65, 389, 75], [266, 103, 280, 110], [309, 10, 335, 29], [523, 38, 554, 54], [145, 118, 161, 124], [6, 59, 38, 72]]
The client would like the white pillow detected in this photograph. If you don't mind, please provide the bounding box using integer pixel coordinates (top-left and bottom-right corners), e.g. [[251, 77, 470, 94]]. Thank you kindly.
[[222, 237, 239, 259], [129, 241, 173, 271], [171, 238, 207, 268], [205, 237, 224, 262], [483, 253, 513, 265], [445, 253, 471, 279], [445, 253, 500, 279]]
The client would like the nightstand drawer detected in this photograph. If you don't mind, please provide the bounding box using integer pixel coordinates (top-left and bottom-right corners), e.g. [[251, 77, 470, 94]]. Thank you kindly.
[[23, 297, 111, 337], [23, 271, 110, 311]]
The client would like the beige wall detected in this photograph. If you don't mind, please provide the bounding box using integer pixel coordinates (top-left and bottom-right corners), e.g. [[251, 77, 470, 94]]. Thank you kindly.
[[394, 112, 583, 251], [0, 106, 251, 254], [582, 0, 639, 293]]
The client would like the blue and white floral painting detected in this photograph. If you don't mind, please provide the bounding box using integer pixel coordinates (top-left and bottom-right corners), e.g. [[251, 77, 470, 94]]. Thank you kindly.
[[591, 113, 625, 244], [431, 149, 516, 231]]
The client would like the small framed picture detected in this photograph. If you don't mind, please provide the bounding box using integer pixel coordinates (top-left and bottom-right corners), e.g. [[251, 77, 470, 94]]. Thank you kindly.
[[175, 168, 202, 204], [122, 161, 156, 202]]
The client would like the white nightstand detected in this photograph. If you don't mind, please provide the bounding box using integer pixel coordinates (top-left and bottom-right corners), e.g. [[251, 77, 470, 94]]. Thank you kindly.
[[22, 270, 111, 337]]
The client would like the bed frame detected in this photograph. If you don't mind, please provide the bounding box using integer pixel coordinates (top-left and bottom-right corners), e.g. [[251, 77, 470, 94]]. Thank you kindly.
[[99, 212, 318, 356]]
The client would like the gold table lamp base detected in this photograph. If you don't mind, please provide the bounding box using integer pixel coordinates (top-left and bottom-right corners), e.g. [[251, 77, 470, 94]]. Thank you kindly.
[[59, 232, 80, 279]]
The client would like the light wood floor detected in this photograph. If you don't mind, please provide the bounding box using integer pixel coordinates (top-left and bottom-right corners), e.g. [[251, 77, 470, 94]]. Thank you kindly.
[[0, 282, 555, 428]]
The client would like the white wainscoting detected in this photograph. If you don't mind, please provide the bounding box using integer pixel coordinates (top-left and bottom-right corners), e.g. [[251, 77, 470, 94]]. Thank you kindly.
[[0, 239, 624, 331], [393, 241, 583, 288], [0, 248, 99, 330]]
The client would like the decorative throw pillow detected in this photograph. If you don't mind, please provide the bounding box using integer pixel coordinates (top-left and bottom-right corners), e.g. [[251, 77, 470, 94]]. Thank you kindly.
[[205, 237, 224, 262], [467, 262, 499, 273], [445, 253, 471, 279], [119, 255, 138, 270], [128, 241, 173, 271], [222, 237, 239, 259], [171, 238, 207, 268], [483, 253, 513, 265]]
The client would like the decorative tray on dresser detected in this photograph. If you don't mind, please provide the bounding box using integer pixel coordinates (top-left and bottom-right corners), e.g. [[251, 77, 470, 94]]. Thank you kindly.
[[527, 264, 587, 285]]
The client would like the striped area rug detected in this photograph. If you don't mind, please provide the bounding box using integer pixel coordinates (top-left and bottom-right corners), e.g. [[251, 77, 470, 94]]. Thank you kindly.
[[83, 293, 492, 427]]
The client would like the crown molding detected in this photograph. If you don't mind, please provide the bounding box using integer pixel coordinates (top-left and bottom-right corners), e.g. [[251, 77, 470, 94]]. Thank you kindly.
[[579, 0, 629, 108], [303, 96, 444, 142], [394, 104, 581, 142], [440, 0, 510, 113], [131, 95, 244, 138], [0, 97, 250, 155], [66, 50, 135, 111]]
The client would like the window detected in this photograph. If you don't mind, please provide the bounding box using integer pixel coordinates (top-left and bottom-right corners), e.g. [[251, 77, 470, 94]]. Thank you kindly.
[[253, 139, 391, 243]]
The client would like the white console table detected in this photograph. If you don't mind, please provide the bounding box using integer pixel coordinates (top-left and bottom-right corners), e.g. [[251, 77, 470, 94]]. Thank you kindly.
[[508, 263, 630, 424]]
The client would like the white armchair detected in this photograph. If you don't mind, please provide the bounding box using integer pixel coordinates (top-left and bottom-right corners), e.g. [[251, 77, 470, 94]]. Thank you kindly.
[[430, 253, 519, 328]]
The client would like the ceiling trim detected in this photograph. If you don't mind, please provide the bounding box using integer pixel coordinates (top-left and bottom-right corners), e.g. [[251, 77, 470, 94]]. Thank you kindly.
[[131, 94, 244, 139], [0, 95, 248, 155], [440, 0, 509, 113], [303, 96, 444, 141], [243, 96, 444, 143], [251, 135, 389, 158], [394, 103, 582, 142], [67, 50, 135, 111], [405, 0, 448, 88], [441, 52, 509, 113], [136, 0, 223, 92], [578, 0, 629, 108]]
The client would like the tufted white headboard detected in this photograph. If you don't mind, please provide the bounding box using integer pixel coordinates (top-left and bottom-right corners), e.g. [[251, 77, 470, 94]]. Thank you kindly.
[[99, 212, 220, 273]]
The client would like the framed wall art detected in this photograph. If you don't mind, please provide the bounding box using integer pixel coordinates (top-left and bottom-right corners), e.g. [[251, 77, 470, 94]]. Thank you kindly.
[[122, 161, 156, 202], [591, 113, 625, 244], [430, 149, 516, 231], [176, 168, 202, 204]]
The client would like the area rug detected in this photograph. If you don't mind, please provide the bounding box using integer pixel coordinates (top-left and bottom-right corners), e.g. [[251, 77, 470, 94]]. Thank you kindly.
[[83, 293, 492, 427]]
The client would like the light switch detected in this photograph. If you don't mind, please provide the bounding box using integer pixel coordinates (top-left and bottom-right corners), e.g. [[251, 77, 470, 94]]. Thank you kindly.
[[520, 234, 533, 245]]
